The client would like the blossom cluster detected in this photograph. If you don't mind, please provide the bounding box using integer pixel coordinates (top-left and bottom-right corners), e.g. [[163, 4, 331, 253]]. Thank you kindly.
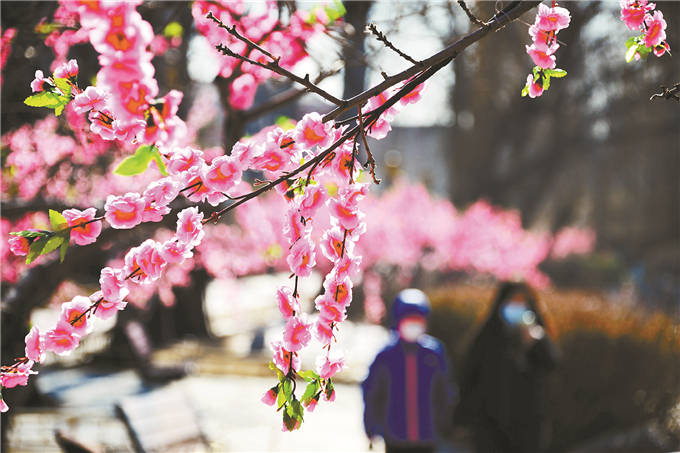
[[620, 0, 670, 61], [191, 0, 341, 110], [522, 2, 571, 98], [37, 0, 187, 145], [1, 206, 205, 413]]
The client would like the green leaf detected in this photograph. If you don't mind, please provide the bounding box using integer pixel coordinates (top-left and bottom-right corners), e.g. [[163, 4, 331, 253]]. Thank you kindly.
[[268, 361, 285, 381], [298, 370, 320, 382], [49, 209, 68, 232], [300, 381, 319, 405], [164, 21, 184, 39], [42, 235, 64, 255], [288, 399, 304, 421], [625, 44, 639, 63], [24, 91, 63, 108], [26, 236, 48, 264], [282, 410, 299, 431], [114, 145, 165, 176], [10, 231, 45, 238], [277, 387, 286, 408], [532, 66, 541, 80], [282, 377, 293, 403], [637, 44, 651, 59], [59, 238, 69, 262], [521, 84, 529, 97], [53, 78, 72, 97], [325, 0, 346, 22], [542, 74, 551, 91], [150, 149, 168, 176], [325, 378, 334, 400], [546, 68, 567, 78], [275, 116, 296, 131]]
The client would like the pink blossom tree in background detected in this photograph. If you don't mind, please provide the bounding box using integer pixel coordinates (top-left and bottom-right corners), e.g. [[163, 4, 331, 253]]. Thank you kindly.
[[0, 0, 672, 432]]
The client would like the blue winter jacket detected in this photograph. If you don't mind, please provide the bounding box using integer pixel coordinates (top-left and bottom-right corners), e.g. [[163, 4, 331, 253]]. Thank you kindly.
[[361, 333, 454, 446]]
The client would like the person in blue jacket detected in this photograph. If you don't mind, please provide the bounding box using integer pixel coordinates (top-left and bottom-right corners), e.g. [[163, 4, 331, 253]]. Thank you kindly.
[[362, 289, 454, 453]]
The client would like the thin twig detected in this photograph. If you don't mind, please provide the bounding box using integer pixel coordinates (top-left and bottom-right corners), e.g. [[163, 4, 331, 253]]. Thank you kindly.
[[209, 12, 343, 106], [357, 108, 380, 184], [366, 23, 422, 66], [649, 83, 680, 102], [323, 1, 539, 122], [458, 0, 488, 28]]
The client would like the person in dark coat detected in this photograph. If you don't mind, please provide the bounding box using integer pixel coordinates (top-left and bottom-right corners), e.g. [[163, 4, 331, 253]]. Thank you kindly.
[[362, 289, 454, 453], [456, 281, 560, 453]]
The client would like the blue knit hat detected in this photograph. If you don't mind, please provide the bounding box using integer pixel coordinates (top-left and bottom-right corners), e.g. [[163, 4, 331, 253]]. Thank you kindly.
[[392, 288, 430, 326]]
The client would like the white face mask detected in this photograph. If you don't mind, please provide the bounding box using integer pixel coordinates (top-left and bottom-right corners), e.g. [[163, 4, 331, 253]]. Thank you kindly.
[[399, 319, 426, 342]]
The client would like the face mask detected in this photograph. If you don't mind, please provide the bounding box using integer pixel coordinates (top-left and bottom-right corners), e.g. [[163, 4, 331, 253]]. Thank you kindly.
[[398, 318, 426, 342], [501, 301, 535, 326]]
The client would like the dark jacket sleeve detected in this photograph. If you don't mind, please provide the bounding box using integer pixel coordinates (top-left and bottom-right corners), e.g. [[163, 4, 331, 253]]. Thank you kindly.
[[362, 352, 389, 438]]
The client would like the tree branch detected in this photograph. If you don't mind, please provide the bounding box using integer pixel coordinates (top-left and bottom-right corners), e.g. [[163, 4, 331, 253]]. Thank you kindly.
[[208, 12, 343, 106], [323, 1, 539, 122], [366, 23, 422, 67]]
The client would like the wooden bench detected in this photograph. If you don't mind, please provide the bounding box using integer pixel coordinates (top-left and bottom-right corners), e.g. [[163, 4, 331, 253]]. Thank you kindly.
[[116, 386, 209, 453]]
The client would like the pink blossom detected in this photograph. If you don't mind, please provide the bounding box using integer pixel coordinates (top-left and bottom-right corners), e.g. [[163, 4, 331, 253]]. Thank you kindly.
[[366, 116, 391, 140], [314, 319, 334, 344], [283, 209, 309, 244], [644, 10, 666, 48], [653, 41, 670, 57], [176, 207, 204, 247], [271, 340, 299, 374], [8, 236, 29, 256], [24, 326, 45, 363], [526, 74, 544, 98], [1, 360, 37, 388], [72, 86, 107, 114], [323, 273, 353, 307], [261, 387, 278, 406], [316, 352, 345, 379], [529, 25, 558, 52], [141, 200, 170, 223], [298, 185, 326, 218], [333, 253, 361, 280], [126, 239, 166, 283], [160, 239, 193, 264], [60, 295, 92, 336], [90, 290, 127, 320], [88, 110, 117, 140], [286, 234, 316, 277], [535, 3, 571, 31], [293, 112, 332, 149], [179, 167, 226, 206], [303, 396, 318, 412], [44, 321, 81, 355], [315, 294, 347, 324], [283, 315, 312, 352], [166, 147, 204, 174], [400, 81, 424, 106], [30, 70, 47, 92], [277, 286, 300, 319], [63, 207, 101, 245], [53, 58, 78, 79], [620, 0, 653, 31], [202, 155, 242, 192], [328, 198, 364, 231], [100, 267, 129, 303], [319, 227, 348, 261], [230, 73, 258, 110], [0, 399, 8, 413], [323, 387, 335, 402], [143, 178, 181, 207], [526, 44, 557, 69], [104, 193, 145, 229]]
